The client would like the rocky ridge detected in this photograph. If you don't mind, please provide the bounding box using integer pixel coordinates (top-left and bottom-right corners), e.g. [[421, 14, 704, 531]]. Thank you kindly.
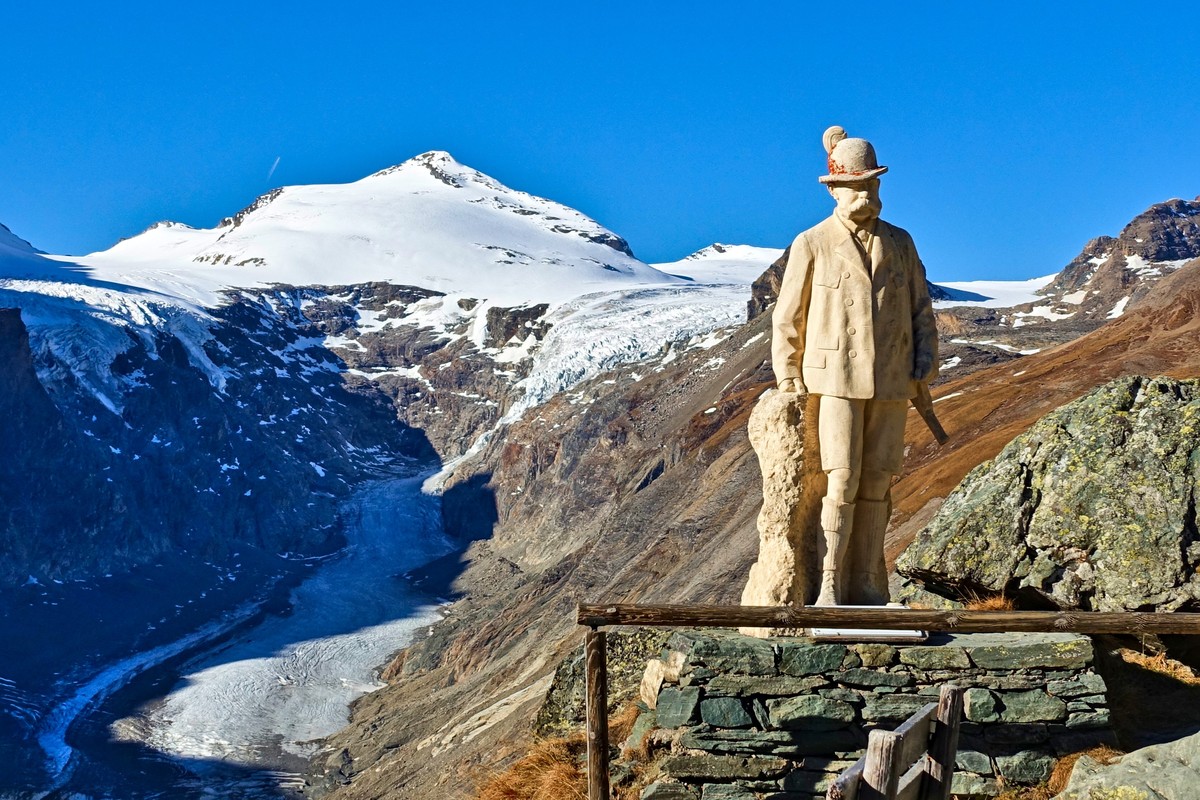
[[932, 197, 1200, 374]]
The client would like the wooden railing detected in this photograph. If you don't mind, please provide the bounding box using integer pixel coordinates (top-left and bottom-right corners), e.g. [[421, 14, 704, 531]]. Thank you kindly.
[[576, 603, 1200, 800]]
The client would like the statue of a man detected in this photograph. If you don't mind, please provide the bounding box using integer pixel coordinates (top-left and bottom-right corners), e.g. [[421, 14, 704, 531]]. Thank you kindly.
[[772, 126, 938, 606]]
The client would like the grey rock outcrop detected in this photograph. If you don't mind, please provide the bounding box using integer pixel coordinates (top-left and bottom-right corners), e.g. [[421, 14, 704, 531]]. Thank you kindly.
[[1058, 729, 1200, 799], [898, 376, 1200, 611]]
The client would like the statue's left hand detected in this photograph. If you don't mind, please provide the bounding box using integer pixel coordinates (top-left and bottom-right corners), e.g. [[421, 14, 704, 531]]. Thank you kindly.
[[912, 352, 935, 382]]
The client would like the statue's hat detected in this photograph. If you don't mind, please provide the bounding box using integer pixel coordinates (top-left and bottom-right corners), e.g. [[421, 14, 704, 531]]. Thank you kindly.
[[818, 126, 888, 184]]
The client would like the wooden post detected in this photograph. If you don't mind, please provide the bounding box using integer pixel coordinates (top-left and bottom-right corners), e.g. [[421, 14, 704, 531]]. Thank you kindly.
[[585, 628, 610, 800], [920, 685, 964, 800], [860, 728, 900, 800]]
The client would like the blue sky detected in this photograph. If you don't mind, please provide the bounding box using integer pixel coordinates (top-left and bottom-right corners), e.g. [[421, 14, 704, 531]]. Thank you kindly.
[[2, 2, 1198, 281]]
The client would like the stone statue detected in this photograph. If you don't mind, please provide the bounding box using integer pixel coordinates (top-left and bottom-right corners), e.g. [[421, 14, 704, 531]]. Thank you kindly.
[[770, 126, 938, 606]]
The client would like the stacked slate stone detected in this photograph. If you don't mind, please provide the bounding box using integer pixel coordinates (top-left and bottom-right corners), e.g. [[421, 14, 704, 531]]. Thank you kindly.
[[632, 629, 1114, 799]]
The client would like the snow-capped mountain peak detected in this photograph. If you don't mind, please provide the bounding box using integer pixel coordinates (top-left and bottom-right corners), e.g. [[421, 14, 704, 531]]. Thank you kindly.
[[655, 243, 783, 285], [368, 150, 483, 186], [68, 152, 668, 306]]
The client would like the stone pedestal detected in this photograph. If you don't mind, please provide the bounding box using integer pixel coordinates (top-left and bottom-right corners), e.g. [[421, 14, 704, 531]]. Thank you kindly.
[[631, 630, 1115, 799]]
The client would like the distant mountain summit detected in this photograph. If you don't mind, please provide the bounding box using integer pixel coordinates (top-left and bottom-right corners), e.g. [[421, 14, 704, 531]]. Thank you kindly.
[[654, 243, 783, 285], [1037, 197, 1200, 322], [0, 223, 41, 256], [76, 150, 675, 307], [1053, 197, 1200, 287], [921, 195, 1200, 378]]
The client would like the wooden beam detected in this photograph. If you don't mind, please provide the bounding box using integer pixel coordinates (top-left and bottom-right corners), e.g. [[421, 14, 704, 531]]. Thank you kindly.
[[577, 603, 1200, 634], [895, 760, 929, 800], [584, 629, 610, 800]]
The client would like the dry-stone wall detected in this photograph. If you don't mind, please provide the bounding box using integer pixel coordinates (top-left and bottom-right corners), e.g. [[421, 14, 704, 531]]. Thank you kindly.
[[630, 629, 1115, 799]]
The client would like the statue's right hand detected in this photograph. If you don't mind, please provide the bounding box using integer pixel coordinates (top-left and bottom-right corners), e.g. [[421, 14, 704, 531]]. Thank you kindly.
[[778, 378, 803, 393]]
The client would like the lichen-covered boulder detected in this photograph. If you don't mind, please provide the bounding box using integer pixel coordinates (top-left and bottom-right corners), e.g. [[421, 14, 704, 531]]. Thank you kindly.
[[1058, 729, 1200, 799], [898, 376, 1200, 611]]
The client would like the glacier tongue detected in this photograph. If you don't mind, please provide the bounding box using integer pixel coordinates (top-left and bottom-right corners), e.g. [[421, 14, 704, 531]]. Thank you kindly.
[[129, 476, 452, 765]]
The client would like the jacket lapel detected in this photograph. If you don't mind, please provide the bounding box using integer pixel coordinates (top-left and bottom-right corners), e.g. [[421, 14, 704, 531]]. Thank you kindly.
[[871, 224, 892, 282], [832, 222, 869, 276]]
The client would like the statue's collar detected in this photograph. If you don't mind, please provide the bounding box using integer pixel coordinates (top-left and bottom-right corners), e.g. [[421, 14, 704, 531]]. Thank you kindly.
[[834, 212, 877, 242], [830, 215, 890, 275]]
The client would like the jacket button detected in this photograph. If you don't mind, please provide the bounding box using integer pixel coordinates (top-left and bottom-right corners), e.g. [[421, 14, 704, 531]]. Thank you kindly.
[[843, 270, 851, 278], [847, 327, 856, 335], [845, 298, 854, 307], [849, 350, 858, 358]]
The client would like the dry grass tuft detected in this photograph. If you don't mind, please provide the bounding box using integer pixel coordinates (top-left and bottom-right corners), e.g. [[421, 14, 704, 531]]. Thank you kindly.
[[1118, 649, 1200, 684], [963, 590, 1016, 611], [474, 702, 649, 800], [607, 702, 641, 746], [996, 784, 1053, 800], [1048, 745, 1124, 793], [474, 735, 587, 800], [995, 745, 1123, 800]]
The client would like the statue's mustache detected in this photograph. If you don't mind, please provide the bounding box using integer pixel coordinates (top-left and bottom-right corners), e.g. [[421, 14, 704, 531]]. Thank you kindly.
[[845, 196, 881, 214]]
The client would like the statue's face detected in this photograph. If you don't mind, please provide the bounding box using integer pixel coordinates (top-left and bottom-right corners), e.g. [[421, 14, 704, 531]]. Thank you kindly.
[[828, 179, 882, 224]]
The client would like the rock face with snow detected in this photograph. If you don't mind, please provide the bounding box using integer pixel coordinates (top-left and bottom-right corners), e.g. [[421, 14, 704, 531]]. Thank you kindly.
[[928, 198, 1200, 379], [0, 151, 707, 587], [1049, 197, 1200, 307], [897, 376, 1200, 612], [0, 309, 113, 571], [998, 196, 1200, 329], [0, 288, 436, 588]]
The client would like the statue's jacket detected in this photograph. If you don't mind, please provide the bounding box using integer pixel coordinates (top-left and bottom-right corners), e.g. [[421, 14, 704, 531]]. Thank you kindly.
[[771, 215, 938, 401]]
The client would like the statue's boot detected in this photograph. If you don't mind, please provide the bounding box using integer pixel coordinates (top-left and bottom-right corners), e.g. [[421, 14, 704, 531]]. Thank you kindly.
[[816, 499, 854, 606], [850, 499, 891, 605]]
